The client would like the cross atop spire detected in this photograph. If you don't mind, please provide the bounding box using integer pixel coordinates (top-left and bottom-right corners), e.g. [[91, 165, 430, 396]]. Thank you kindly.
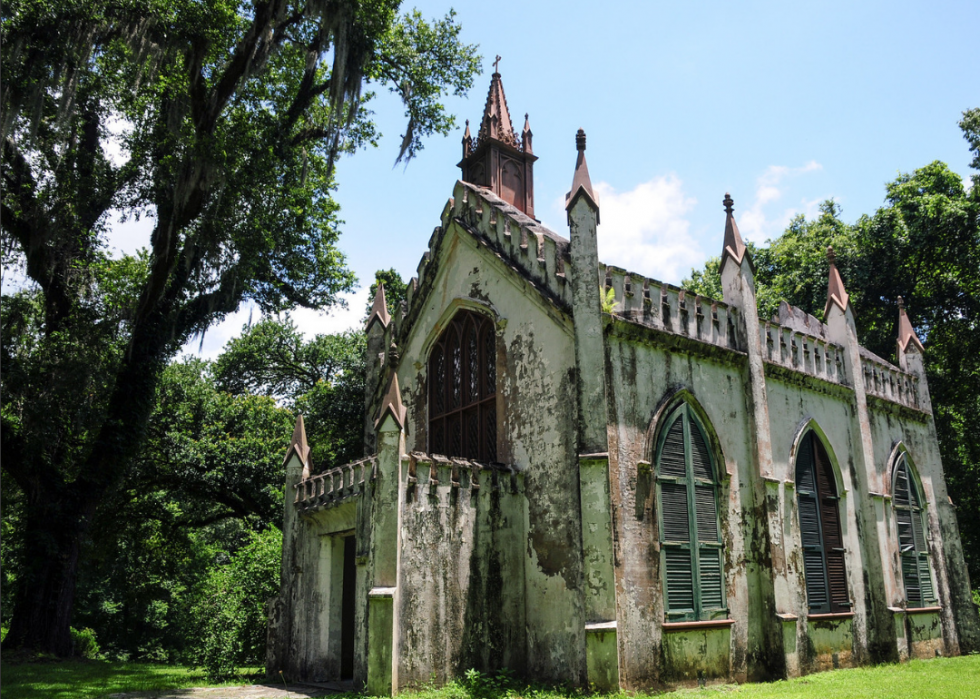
[[458, 66, 537, 216], [719, 193, 749, 275], [477, 68, 519, 148]]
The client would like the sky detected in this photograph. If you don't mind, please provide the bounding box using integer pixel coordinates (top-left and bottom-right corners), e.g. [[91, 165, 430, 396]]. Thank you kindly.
[[99, 0, 979, 358]]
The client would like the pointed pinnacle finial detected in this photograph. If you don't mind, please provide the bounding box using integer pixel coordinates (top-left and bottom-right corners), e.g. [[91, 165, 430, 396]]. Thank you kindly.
[[719, 192, 748, 275], [565, 129, 599, 223], [897, 296, 924, 353], [824, 246, 850, 316], [375, 374, 407, 430], [366, 283, 391, 332], [464, 119, 470, 136], [283, 414, 311, 476]]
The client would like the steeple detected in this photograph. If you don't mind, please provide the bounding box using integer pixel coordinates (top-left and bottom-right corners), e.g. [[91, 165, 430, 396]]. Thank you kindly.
[[719, 193, 750, 275], [897, 296, 925, 353], [565, 129, 599, 224], [824, 246, 851, 317], [459, 58, 537, 217]]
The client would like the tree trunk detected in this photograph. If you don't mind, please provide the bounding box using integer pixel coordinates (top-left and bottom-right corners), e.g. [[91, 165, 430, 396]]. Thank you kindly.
[[2, 493, 92, 655]]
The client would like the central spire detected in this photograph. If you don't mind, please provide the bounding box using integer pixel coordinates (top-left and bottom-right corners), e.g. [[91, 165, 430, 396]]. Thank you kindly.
[[459, 60, 537, 217]]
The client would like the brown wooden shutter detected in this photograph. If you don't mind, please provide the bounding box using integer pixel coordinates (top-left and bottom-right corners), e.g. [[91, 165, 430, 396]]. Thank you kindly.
[[813, 438, 849, 612]]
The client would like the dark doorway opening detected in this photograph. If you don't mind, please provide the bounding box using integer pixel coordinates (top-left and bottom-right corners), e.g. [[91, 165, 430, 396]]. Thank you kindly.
[[341, 535, 356, 680]]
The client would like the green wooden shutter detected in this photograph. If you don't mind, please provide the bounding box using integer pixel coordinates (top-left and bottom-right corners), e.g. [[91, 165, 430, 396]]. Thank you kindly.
[[665, 547, 694, 613], [894, 457, 935, 607], [797, 434, 830, 613], [661, 482, 690, 542], [658, 407, 725, 621], [660, 419, 686, 477]]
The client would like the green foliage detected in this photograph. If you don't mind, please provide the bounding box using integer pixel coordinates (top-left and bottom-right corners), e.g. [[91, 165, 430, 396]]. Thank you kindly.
[[600, 286, 619, 314], [69, 628, 101, 660], [214, 316, 366, 468], [1, 0, 478, 653], [961, 108, 980, 178], [191, 527, 282, 682]]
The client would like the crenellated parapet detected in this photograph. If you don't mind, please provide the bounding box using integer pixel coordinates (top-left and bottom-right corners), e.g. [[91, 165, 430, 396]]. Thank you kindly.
[[760, 319, 847, 386], [602, 265, 742, 352], [294, 454, 379, 513], [402, 450, 521, 495], [860, 350, 919, 410]]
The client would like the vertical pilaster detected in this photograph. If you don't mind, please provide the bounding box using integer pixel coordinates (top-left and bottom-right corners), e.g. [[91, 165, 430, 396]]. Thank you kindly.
[[718, 194, 784, 678], [367, 376, 406, 695], [824, 251, 896, 663], [565, 129, 617, 689]]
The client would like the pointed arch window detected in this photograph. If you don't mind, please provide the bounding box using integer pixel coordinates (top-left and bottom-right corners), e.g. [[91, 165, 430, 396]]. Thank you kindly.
[[893, 456, 935, 607], [795, 431, 850, 614], [655, 404, 726, 622], [428, 310, 497, 462]]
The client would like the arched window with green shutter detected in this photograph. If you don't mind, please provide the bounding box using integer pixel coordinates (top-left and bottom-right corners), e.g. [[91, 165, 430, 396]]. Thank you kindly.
[[892, 455, 935, 607], [794, 430, 850, 614], [655, 403, 726, 622]]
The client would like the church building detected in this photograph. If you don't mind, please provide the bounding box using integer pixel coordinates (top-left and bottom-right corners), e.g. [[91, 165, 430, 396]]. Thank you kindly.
[[266, 71, 979, 693]]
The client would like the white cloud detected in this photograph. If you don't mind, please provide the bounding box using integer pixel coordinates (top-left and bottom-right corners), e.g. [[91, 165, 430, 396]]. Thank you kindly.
[[589, 175, 700, 284], [737, 161, 823, 243]]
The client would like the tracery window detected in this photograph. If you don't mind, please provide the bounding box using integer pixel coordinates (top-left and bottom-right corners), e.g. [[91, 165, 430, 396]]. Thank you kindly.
[[428, 310, 497, 462], [795, 431, 850, 614], [893, 455, 935, 607], [655, 403, 726, 622]]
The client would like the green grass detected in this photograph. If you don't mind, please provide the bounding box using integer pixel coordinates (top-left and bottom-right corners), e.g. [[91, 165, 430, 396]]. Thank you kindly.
[[1, 655, 978, 699], [0, 659, 264, 699]]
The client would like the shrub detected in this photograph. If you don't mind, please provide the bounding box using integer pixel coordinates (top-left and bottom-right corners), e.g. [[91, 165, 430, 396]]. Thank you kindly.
[[192, 527, 281, 681], [70, 626, 102, 659]]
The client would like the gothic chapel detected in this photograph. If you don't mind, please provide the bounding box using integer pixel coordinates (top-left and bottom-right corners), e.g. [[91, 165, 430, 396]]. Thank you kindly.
[[266, 71, 979, 693]]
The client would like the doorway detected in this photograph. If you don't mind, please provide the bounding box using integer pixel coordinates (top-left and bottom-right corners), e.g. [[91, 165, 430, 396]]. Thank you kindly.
[[341, 534, 356, 679]]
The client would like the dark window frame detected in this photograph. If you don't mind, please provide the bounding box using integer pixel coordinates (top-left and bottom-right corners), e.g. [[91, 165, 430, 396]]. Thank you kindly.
[[655, 403, 727, 623], [427, 310, 497, 462]]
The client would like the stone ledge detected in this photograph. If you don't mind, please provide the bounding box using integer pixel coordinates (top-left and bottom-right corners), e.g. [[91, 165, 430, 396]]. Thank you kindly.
[[807, 611, 855, 621]]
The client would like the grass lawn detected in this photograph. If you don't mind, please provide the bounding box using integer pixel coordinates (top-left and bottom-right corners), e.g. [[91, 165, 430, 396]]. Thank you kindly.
[[1, 655, 978, 699], [0, 659, 264, 699]]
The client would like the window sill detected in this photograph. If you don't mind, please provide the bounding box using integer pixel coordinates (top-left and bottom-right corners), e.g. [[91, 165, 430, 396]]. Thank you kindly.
[[807, 611, 854, 621], [663, 619, 734, 631], [904, 605, 942, 615]]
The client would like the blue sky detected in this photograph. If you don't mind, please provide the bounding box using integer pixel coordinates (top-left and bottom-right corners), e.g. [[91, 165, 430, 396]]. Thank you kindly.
[[103, 0, 979, 356]]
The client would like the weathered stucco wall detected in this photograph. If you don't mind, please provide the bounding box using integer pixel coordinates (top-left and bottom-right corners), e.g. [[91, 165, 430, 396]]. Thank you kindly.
[[391, 220, 586, 685], [603, 322, 758, 688], [395, 459, 526, 687]]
